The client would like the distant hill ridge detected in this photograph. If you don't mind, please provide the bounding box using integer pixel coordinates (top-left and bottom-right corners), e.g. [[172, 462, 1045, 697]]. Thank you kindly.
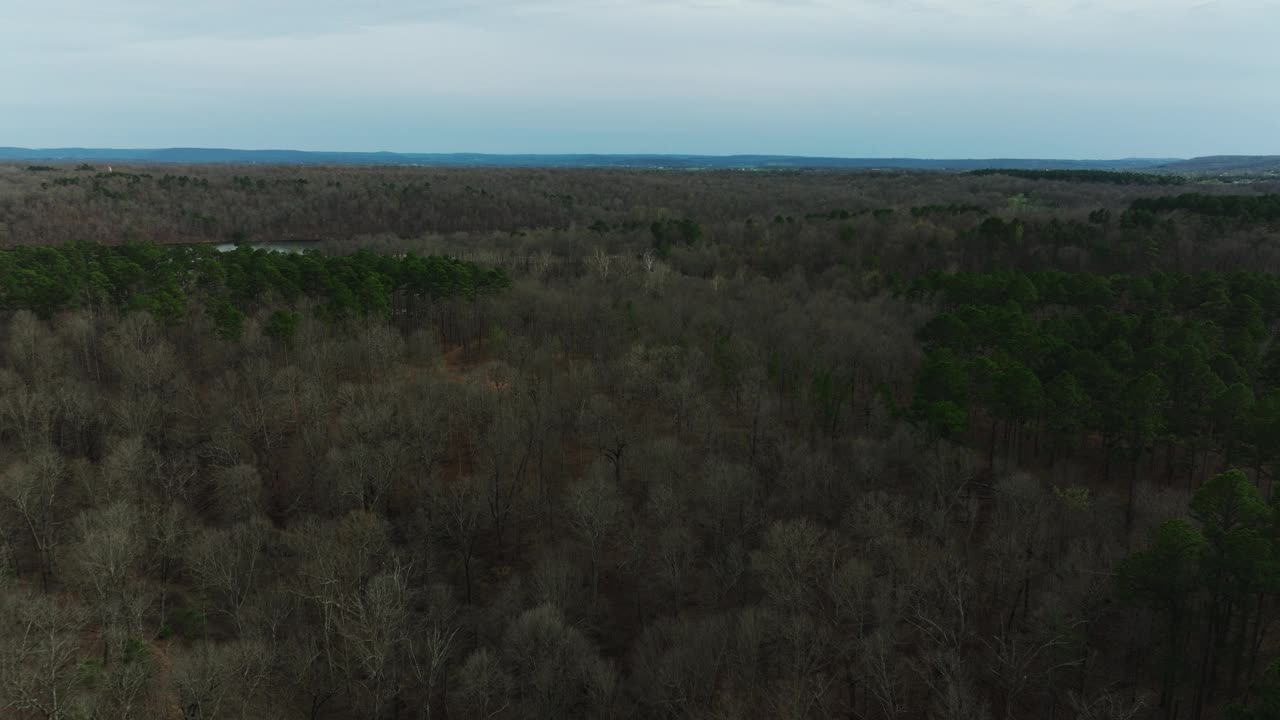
[[0, 146, 1276, 172]]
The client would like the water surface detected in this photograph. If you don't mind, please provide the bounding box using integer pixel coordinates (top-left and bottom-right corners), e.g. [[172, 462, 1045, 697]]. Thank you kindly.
[[213, 241, 315, 254]]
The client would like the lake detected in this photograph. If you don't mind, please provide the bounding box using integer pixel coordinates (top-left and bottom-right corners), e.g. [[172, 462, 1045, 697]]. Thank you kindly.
[[213, 241, 317, 254]]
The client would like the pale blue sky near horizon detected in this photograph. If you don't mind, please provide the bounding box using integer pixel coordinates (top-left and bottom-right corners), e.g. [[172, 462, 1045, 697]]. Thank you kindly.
[[2, 0, 1277, 158]]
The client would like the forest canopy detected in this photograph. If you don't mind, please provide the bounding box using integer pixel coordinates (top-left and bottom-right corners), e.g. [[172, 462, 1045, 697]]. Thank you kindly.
[[1, 163, 1279, 720], [967, 168, 1188, 186], [0, 242, 509, 326]]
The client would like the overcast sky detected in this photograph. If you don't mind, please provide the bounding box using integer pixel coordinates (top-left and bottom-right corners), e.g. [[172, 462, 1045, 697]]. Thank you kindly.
[[2, 0, 1276, 157]]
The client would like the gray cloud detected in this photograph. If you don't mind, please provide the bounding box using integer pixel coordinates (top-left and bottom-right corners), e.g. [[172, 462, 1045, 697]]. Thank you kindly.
[[2, 0, 1275, 155]]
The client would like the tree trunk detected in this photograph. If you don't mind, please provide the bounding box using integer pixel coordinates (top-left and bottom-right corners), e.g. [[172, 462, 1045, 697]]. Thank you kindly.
[[590, 549, 601, 607], [988, 417, 999, 471], [1193, 596, 1220, 720], [1103, 435, 1113, 486], [1125, 447, 1140, 535], [1230, 597, 1253, 698], [462, 548, 473, 605], [1248, 595, 1269, 701]]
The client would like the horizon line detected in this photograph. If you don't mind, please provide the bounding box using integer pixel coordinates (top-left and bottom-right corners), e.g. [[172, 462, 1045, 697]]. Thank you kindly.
[[0, 145, 1209, 162]]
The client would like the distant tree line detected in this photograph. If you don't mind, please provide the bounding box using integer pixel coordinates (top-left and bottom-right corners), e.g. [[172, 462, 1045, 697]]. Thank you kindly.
[[1130, 193, 1280, 222], [969, 168, 1187, 186]]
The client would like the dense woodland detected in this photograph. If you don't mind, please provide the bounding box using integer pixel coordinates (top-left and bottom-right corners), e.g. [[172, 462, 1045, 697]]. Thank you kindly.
[[2, 163, 1280, 720]]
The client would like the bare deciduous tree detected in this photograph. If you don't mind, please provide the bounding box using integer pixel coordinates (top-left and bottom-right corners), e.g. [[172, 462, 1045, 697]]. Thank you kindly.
[[105, 312, 177, 393], [454, 647, 511, 720], [0, 587, 88, 720], [469, 389, 534, 548], [863, 628, 907, 719], [334, 564, 415, 719], [66, 500, 148, 663], [410, 610, 459, 720], [438, 475, 485, 605], [146, 501, 188, 635], [211, 464, 265, 524], [1067, 688, 1149, 720], [6, 310, 65, 383], [752, 518, 826, 616], [173, 639, 268, 720], [0, 374, 57, 453], [566, 461, 624, 605], [188, 519, 271, 633], [92, 435, 150, 505], [0, 447, 66, 590], [502, 604, 616, 718]]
